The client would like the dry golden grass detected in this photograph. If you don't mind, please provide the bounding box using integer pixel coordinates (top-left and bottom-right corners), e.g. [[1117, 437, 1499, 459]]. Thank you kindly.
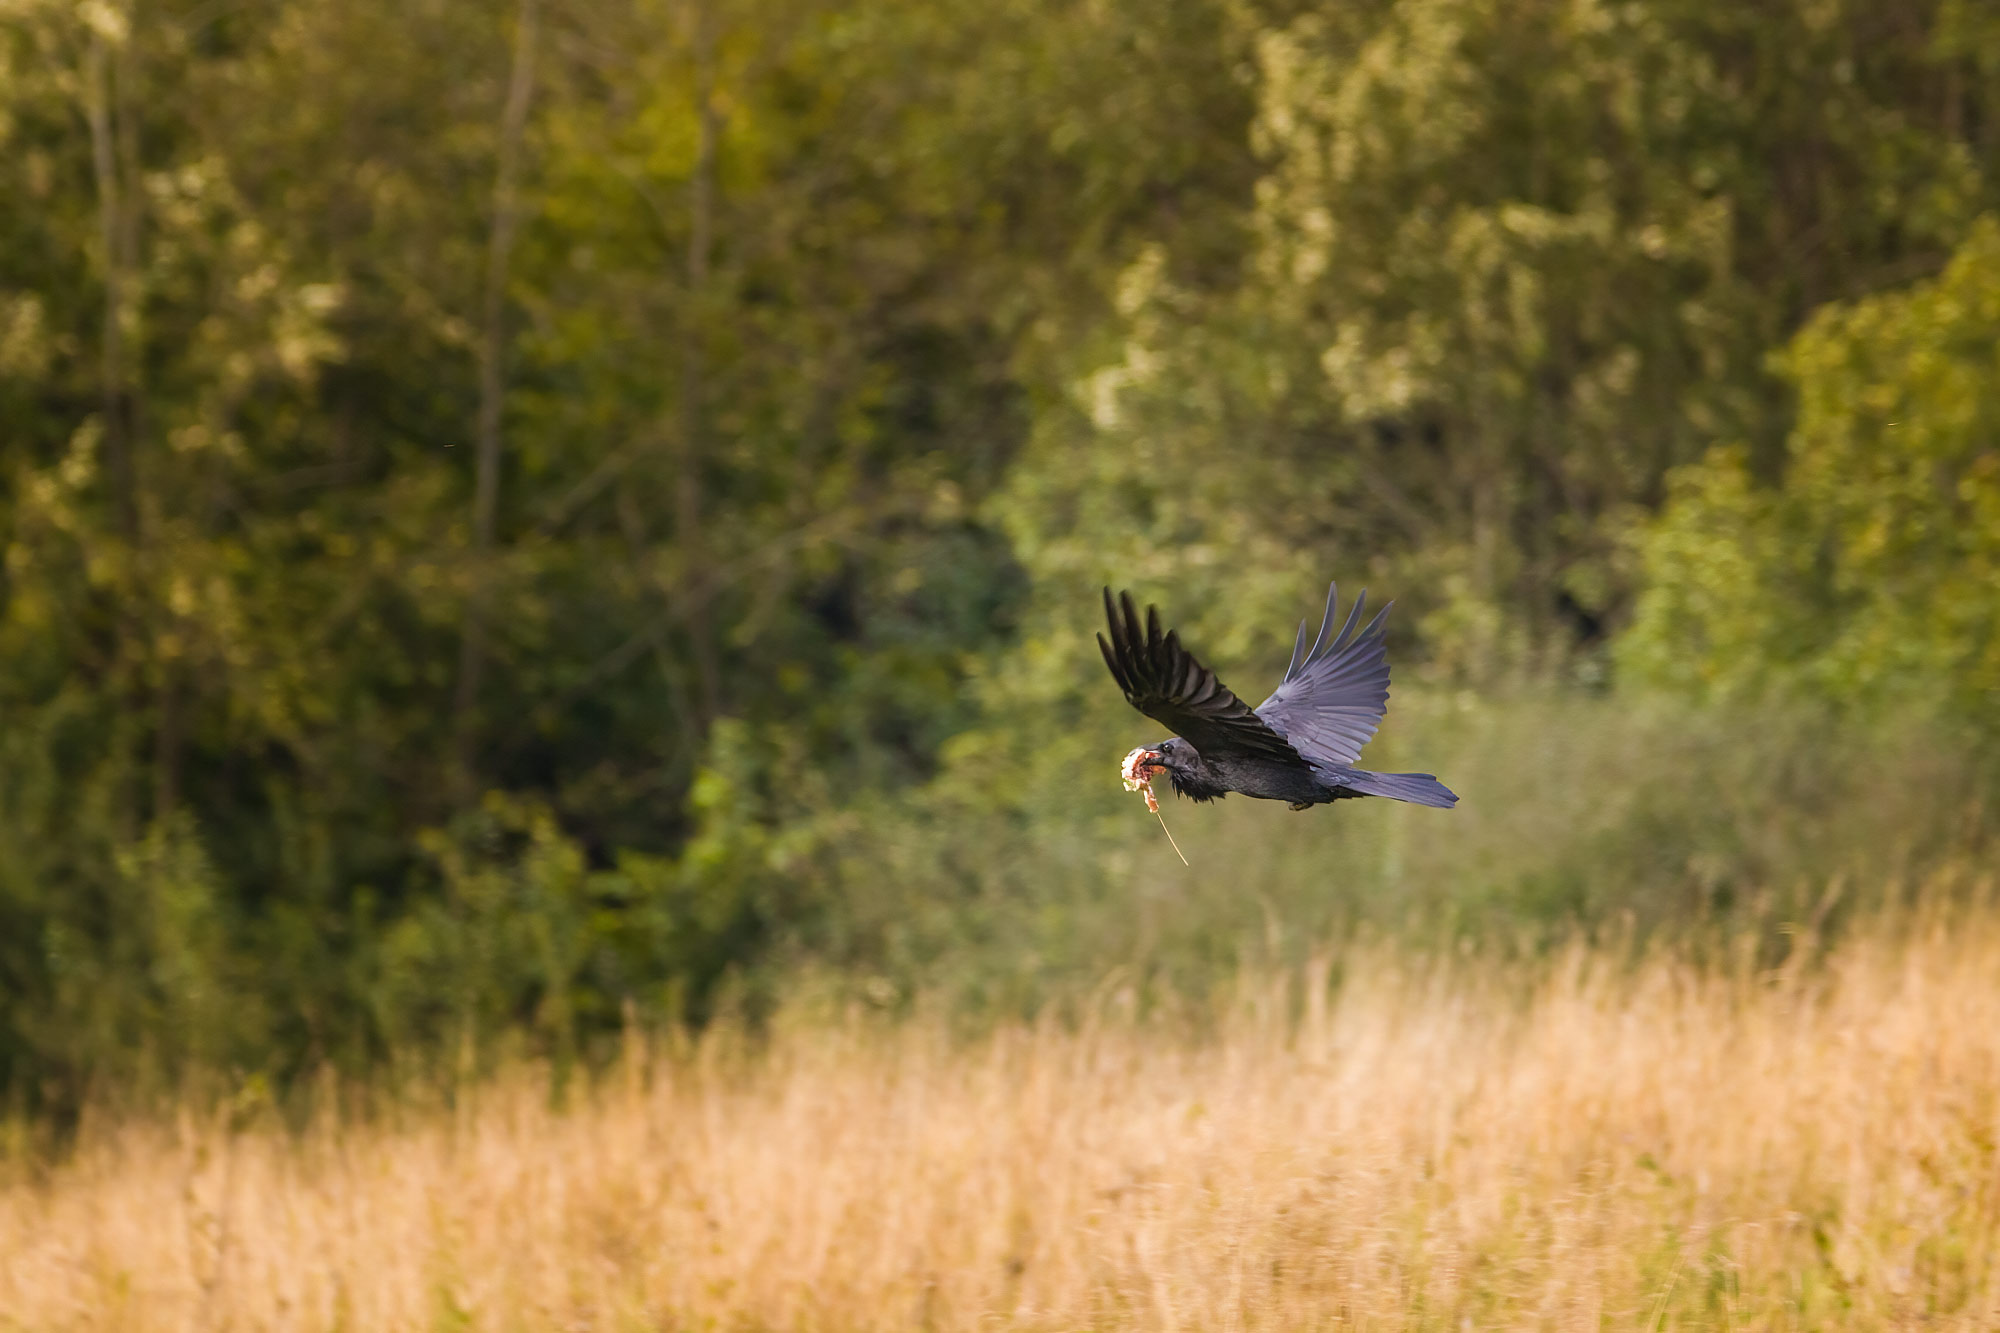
[[5, 900, 2000, 1331]]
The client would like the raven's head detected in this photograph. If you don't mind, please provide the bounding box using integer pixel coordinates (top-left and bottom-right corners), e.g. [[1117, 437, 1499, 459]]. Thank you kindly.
[[1153, 738, 1228, 803]]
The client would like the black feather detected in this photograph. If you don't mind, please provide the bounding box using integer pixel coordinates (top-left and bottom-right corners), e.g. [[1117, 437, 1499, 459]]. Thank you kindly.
[[1098, 588, 1307, 767], [1257, 582, 1393, 770]]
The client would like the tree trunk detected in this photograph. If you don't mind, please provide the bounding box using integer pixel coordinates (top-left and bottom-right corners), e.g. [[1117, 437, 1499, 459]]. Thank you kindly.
[[678, 0, 722, 726], [85, 20, 137, 542], [455, 0, 540, 799], [88, 9, 165, 822]]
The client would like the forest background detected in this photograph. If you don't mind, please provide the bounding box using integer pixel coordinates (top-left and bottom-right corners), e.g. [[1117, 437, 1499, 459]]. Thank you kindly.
[[3, 0, 2000, 1118]]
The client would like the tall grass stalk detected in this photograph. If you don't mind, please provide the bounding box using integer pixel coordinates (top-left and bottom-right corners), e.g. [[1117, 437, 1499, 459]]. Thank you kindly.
[[4, 877, 1997, 1329]]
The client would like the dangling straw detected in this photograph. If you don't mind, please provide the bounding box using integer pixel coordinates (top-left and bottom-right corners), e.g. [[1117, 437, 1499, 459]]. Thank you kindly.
[[1153, 805, 1190, 866], [1122, 751, 1190, 866]]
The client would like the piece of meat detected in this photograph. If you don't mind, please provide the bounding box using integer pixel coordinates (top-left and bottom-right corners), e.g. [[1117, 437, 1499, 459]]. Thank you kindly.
[[1120, 745, 1162, 812]]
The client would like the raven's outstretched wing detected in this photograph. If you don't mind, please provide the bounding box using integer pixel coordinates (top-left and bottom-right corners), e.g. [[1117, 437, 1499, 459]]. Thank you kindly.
[[1098, 589, 1308, 767], [1255, 582, 1392, 769]]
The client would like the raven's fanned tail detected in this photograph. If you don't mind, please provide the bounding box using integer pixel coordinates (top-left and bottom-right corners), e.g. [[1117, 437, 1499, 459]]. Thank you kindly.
[[1335, 768, 1459, 808]]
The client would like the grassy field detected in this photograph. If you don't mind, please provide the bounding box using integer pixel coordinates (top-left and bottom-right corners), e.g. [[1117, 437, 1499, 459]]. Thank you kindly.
[[4, 889, 1998, 1331]]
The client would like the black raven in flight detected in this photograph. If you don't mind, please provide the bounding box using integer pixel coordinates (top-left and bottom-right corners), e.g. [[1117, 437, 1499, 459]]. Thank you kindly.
[[1098, 585, 1457, 810]]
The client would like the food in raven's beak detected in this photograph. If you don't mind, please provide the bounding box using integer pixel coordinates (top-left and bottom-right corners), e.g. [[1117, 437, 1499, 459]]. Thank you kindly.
[[1119, 744, 1189, 865], [1120, 746, 1164, 812]]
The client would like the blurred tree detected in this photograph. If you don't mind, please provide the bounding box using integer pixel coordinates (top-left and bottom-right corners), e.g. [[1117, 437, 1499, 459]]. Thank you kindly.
[[1622, 216, 2000, 718], [1, 0, 1998, 1107], [0, 0, 1261, 1100], [1012, 0, 2000, 681]]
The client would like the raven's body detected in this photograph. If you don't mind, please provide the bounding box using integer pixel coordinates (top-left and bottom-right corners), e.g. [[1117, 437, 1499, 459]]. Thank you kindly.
[[1099, 585, 1457, 812], [1154, 746, 1379, 806]]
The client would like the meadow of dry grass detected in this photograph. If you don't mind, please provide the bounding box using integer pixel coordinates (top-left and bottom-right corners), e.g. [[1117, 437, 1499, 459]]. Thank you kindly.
[[4, 892, 1999, 1332]]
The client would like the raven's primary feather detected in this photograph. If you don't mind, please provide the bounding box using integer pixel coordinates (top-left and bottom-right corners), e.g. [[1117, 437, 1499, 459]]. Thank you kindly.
[[1096, 588, 1308, 769], [1257, 584, 1393, 770]]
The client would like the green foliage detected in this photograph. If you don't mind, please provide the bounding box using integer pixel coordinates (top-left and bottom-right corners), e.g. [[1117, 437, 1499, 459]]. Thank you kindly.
[[1009, 0, 2000, 679], [798, 688, 1995, 1022], [0, 0, 1998, 1110], [1625, 217, 2000, 716]]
